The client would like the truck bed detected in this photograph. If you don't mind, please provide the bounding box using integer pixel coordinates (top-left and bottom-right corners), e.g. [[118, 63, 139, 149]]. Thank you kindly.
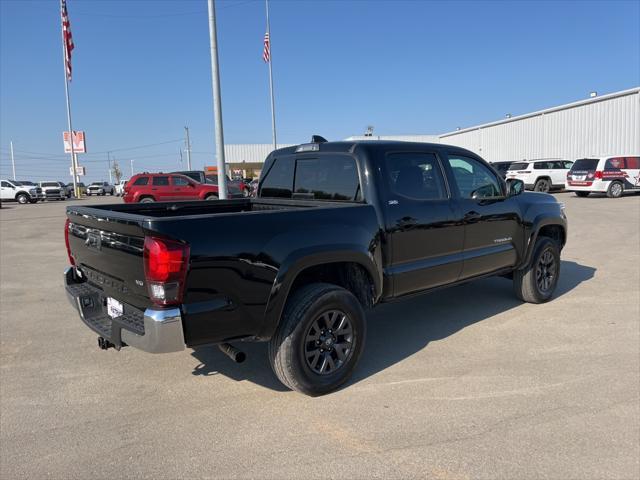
[[65, 197, 379, 347]]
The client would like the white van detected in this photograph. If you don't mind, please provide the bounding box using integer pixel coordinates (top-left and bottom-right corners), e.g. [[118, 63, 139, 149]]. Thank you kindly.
[[566, 156, 640, 198]]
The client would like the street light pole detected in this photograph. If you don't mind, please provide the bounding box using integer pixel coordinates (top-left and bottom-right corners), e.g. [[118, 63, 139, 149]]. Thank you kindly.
[[107, 151, 112, 184], [10, 140, 16, 180], [207, 0, 227, 199], [184, 126, 192, 170], [130, 159, 134, 177]]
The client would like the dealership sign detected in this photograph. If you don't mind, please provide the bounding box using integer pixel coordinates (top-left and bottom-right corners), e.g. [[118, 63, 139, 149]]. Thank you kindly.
[[63, 131, 87, 153], [69, 166, 86, 176]]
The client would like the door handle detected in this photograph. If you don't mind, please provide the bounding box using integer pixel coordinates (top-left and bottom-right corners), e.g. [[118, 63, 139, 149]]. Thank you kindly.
[[464, 211, 482, 222], [151, 188, 158, 191], [397, 217, 418, 229]]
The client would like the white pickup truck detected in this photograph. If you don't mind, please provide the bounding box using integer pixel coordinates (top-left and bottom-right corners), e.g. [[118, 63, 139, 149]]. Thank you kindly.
[[1, 179, 44, 204]]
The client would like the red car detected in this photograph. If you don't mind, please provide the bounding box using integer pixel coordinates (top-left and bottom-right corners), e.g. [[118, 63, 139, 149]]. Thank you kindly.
[[123, 173, 220, 203]]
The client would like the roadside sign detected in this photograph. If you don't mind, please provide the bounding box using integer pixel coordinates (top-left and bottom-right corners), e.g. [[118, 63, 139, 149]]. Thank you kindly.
[[63, 131, 87, 153], [69, 166, 86, 176]]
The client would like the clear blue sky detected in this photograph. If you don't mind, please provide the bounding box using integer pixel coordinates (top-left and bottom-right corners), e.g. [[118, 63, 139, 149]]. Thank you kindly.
[[1, 0, 638, 182]]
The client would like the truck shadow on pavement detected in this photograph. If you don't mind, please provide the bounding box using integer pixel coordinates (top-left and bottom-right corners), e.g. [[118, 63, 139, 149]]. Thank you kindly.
[[190, 260, 595, 393]]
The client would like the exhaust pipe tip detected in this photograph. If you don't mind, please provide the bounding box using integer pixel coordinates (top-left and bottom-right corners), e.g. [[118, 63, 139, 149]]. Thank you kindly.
[[218, 342, 246, 363]]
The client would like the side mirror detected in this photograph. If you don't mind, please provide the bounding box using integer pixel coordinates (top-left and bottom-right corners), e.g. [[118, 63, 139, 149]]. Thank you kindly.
[[506, 178, 524, 197]]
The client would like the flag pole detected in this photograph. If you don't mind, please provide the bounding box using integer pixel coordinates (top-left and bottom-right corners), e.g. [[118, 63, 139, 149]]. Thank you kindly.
[[265, 0, 277, 151], [207, 0, 227, 199], [60, 0, 78, 198]]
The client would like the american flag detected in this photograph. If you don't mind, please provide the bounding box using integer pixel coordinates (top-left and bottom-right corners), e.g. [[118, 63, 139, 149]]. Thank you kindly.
[[262, 32, 270, 63], [61, 0, 75, 80]]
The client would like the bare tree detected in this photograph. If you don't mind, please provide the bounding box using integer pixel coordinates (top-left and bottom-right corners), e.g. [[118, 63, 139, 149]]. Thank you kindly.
[[112, 160, 123, 184]]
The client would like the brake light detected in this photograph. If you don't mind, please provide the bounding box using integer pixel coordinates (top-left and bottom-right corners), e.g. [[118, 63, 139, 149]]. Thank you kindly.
[[143, 236, 190, 306], [64, 218, 75, 266], [594, 171, 603, 179]]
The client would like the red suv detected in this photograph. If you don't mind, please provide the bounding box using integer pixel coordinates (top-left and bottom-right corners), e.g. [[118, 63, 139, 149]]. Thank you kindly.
[[123, 173, 220, 203]]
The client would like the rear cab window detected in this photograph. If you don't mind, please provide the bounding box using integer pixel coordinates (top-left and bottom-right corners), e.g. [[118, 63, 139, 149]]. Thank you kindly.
[[260, 154, 362, 202]]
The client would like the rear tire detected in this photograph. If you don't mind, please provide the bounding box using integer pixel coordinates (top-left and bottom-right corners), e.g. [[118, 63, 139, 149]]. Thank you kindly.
[[268, 283, 366, 396], [606, 181, 623, 198], [574, 191, 590, 197], [534, 178, 551, 193], [513, 237, 561, 304], [205, 194, 218, 200]]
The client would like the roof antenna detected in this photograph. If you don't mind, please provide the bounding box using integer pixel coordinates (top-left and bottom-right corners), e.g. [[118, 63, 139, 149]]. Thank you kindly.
[[311, 135, 328, 143]]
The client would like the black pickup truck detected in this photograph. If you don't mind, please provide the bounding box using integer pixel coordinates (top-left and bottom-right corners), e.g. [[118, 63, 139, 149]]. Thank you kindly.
[[64, 139, 567, 395]]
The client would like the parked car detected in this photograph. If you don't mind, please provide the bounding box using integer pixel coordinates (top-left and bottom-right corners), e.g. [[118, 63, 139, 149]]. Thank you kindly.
[[122, 173, 220, 203], [505, 159, 574, 192], [86, 181, 115, 196], [58, 181, 74, 198], [114, 179, 128, 196], [66, 182, 87, 196], [249, 178, 259, 197], [64, 138, 567, 396], [490, 161, 515, 179], [566, 155, 640, 198], [1, 179, 44, 204], [38, 181, 67, 200], [172, 170, 246, 198]]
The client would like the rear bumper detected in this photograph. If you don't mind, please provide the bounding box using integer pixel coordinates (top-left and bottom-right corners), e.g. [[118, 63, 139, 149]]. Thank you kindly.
[[64, 267, 185, 353]]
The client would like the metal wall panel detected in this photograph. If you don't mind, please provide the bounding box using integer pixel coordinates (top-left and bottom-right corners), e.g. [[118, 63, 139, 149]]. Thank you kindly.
[[224, 144, 294, 164], [440, 88, 639, 162]]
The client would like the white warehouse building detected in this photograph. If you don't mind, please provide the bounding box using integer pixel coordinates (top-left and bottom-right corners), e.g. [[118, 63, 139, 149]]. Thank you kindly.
[[348, 87, 639, 162], [225, 87, 639, 169]]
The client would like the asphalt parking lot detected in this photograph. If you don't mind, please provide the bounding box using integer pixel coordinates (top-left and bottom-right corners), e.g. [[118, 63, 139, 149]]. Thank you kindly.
[[1, 193, 639, 480]]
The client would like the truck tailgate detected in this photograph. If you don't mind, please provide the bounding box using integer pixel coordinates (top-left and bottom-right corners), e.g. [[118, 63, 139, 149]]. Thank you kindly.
[[66, 206, 151, 310]]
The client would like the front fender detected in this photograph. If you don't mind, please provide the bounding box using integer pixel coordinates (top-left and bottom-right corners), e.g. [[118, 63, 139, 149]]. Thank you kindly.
[[519, 213, 567, 268]]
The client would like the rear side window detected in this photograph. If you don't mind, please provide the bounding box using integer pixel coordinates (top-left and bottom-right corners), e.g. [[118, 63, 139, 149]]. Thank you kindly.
[[534, 162, 552, 170], [570, 159, 598, 171], [294, 155, 361, 201], [625, 157, 640, 169], [509, 162, 529, 170], [605, 157, 625, 170], [152, 176, 169, 186], [172, 176, 190, 186], [260, 158, 294, 198], [385, 152, 446, 200], [133, 176, 149, 186]]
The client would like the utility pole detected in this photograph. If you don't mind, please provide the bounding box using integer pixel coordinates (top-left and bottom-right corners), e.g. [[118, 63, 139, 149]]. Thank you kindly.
[[130, 159, 134, 177], [10, 140, 16, 180], [184, 126, 192, 170], [107, 151, 112, 184], [207, 0, 227, 199]]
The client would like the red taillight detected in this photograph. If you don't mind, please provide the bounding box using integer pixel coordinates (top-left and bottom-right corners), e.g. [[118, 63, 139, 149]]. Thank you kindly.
[[64, 218, 75, 266], [594, 171, 603, 179], [143, 236, 190, 306]]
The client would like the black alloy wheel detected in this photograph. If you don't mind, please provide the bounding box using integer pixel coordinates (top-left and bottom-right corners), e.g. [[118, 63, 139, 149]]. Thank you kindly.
[[535, 248, 557, 294], [303, 310, 355, 375]]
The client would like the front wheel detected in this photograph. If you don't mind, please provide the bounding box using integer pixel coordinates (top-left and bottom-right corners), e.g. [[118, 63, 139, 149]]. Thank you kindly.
[[268, 283, 366, 396], [139, 197, 154, 203], [534, 178, 551, 193], [607, 181, 623, 198], [513, 237, 561, 303], [16, 193, 29, 204], [204, 194, 218, 200]]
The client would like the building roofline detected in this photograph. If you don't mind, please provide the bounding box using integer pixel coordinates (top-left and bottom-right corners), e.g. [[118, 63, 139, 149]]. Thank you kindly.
[[439, 87, 640, 138]]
